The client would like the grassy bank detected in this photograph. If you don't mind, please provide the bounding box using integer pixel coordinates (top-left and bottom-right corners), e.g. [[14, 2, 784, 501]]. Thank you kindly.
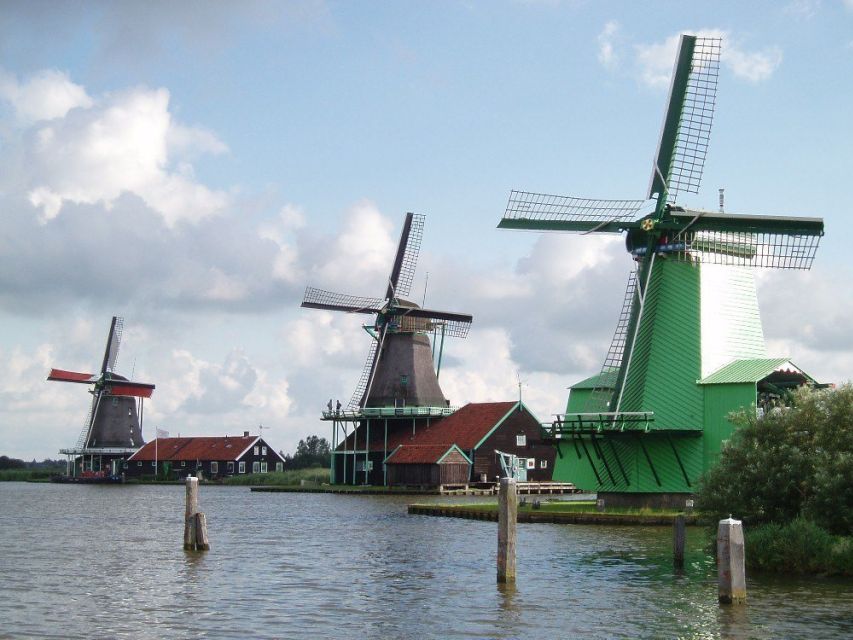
[[223, 467, 330, 486]]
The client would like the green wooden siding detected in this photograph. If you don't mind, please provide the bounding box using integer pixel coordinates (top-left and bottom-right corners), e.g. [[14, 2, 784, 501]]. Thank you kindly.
[[619, 260, 703, 430], [702, 382, 756, 469]]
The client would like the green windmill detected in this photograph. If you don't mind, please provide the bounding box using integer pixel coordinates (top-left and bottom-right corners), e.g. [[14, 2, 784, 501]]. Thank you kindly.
[[498, 35, 824, 506]]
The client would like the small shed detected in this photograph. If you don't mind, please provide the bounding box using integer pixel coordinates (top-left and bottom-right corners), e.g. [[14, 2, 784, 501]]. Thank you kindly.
[[384, 444, 472, 487], [699, 358, 816, 468]]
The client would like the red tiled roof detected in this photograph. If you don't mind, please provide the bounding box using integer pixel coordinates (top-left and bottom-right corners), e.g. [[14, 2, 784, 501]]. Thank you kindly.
[[339, 402, 517, 452], [385, 444, 458, 464], [128, 436, 276, 462]]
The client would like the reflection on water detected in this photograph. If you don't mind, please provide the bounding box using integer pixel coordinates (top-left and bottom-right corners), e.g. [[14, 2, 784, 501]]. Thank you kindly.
[[0, 483, 851, 639]]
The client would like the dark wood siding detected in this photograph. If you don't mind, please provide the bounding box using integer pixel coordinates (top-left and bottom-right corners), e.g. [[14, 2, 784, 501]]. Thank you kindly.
[[473, 405, 556, 481]]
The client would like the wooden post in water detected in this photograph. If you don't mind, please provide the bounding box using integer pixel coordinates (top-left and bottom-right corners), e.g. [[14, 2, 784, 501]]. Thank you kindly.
[[184, 476, 210, 551], [717, 516, 746, 604], [497, 477, 517, 583], [673, 514, 686, 569]]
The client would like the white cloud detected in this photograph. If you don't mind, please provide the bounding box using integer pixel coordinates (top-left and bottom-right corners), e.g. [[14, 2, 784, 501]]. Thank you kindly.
[[0, 71, 229, 226], [597, 21, 620, 71], [0, 69, 93, 123], [635, 30, 782, 88], [311, 199, 397, 293], [784, 0, 821, 18]]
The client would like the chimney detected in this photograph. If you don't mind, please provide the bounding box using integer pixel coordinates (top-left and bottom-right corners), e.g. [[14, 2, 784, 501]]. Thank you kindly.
[[243, 430, 250, 438]]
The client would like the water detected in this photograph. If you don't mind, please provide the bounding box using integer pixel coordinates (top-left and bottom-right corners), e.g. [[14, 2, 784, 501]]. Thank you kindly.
[[0, 483, 850, 639]]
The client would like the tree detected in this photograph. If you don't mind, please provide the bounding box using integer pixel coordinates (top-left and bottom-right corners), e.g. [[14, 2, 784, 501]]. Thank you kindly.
[[697, 384, 853, 535], [284, 435, 331, 469]]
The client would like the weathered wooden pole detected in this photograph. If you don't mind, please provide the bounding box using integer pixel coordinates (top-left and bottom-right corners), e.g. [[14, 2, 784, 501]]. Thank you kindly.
[[717, 516, 746, 604], [184, 476, 210, 551], [673, 514, 686, 569], [497, 477, 517, 583]]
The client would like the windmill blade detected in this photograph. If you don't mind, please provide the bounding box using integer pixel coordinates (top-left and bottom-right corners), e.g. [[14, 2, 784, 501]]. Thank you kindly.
[[668, 209, 823, 269], [648, 35, 721, 203], [301, 287, 384, 314], [396, 307, 473, 338], [101, 316, 123, 374], [105, 380, 156, 398], [47, 368, 99, 384], [498, 190, 647, 233], [386, 212, 425, 300]]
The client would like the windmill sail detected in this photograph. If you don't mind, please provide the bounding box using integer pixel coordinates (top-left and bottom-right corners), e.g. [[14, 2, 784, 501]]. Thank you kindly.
[[499, 190, 647, 233], [301, 287, 385, 314], [386, 212, 425, 300], [648, 35, 721, 203]]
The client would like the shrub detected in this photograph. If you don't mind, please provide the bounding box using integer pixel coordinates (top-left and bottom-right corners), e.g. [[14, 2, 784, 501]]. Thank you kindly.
[[697, 385, 853, 535], [745, 518, 851, 576]]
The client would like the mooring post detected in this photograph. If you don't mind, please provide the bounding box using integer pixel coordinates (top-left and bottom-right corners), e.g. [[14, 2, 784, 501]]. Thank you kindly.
[[184, 476, 209, 551], [497, 477, 517, 583], [717, 516, 746, 604], [673, 514, 686, 569]]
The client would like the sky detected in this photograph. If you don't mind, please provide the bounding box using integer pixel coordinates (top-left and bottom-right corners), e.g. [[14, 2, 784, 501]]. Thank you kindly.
[[1, 0, 851, 461]]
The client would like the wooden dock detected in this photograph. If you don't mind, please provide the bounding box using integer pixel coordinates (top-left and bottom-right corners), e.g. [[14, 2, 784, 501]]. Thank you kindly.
[[407, 504, 696, 526]]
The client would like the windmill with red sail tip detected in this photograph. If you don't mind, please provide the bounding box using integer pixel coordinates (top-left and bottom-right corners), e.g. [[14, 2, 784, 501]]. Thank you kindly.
[[302, 212, 473, 410], [48, 316, 155, 477]]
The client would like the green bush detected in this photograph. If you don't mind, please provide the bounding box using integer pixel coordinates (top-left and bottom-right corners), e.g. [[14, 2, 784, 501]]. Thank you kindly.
[[745, 518, 851, 576], [697, 385, 853, 535]]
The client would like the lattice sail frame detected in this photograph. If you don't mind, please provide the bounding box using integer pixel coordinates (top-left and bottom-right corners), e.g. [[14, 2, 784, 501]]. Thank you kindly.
[[393, 213, 424, 299], [664, 37, 721, 203], [503, 190, 647, 228], [680, 229, 822, 269], [397, 315, 471, 339], [301, 287, 384, 313]]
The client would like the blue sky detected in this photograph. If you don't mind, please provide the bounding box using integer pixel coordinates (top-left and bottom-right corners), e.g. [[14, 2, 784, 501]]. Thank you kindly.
[[1, 0, 851, 460]]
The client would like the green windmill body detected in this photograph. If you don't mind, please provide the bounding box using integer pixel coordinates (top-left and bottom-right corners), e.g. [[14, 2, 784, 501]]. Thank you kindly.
[[499, 36, 824, 506]]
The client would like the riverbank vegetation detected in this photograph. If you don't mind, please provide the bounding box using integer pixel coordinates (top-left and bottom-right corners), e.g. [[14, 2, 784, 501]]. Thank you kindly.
[[224, 467, 330, 486], [697, 384, 853, 575], [0, 456, 64, 481]]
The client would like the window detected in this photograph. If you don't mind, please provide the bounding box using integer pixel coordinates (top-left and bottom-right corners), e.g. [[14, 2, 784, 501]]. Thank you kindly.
[[239, 461, 246, 474], [253, 446, 259, 455], [137, 461, 142, 467], [261, 446, 267, 456], [516, 434, 526, 447], [252, 461, 260, 474], [540, 459, 548, 469], [181, 461, 186, 467], [260, 461, 268, 473], [211, 461, 218, 474], [227, 461, 235, 473], [152, 461, 156, 467], [275, 462, 283, 472], [526, 458, 535, 470]]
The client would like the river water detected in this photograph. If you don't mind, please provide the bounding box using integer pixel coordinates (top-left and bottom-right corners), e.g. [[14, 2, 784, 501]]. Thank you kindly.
[[0, 483, 850, 639]]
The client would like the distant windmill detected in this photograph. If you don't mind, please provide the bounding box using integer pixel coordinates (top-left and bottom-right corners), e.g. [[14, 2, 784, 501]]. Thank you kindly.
[[48, 316, 155, 451], [302, 212, 473, 410], [498, 35, 823, 498]]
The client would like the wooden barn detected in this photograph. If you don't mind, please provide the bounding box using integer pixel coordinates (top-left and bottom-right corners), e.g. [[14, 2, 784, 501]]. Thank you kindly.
[[126, 432, 284, 480], [384, 444, 472, 487], [333, 401, 554, 486]]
